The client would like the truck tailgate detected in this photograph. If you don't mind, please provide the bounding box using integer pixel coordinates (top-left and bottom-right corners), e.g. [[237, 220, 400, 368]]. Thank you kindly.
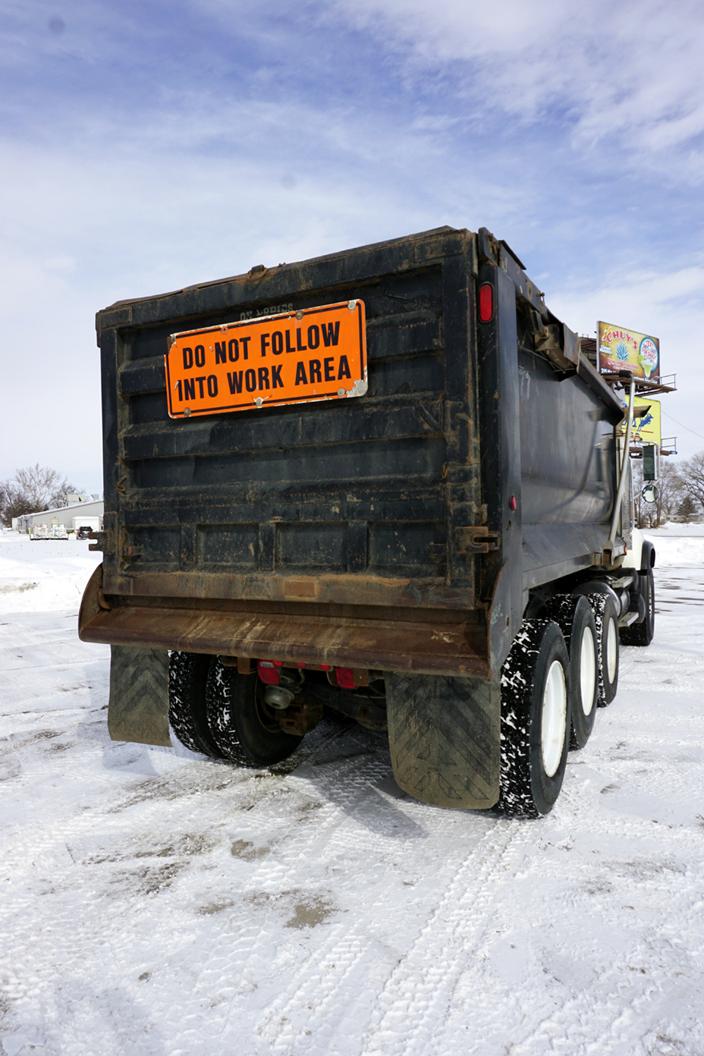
[[97, 228, 483, 618]]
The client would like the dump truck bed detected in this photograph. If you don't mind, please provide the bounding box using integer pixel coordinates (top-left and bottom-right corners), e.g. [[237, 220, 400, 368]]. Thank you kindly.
[[81, 226, 624, 678]]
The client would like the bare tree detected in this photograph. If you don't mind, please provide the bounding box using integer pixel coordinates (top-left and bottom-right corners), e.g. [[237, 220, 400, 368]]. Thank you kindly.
[[0, 481, 34, 524], [678, 451, 704, 510], [0, 464, 77, 525], [631, 457, 683, 528], [654, 461, 684, 526]]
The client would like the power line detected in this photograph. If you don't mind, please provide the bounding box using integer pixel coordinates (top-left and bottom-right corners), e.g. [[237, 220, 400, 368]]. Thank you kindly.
[[663, 410, 704, 445]]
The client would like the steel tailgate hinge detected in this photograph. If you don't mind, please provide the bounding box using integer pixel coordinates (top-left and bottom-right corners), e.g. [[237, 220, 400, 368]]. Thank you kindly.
[[456, 526, 500, 555], [89, 530, 106, 552]]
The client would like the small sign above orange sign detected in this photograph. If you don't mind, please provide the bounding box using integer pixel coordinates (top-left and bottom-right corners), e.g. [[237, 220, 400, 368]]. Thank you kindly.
[[165, 300, 367, 419]]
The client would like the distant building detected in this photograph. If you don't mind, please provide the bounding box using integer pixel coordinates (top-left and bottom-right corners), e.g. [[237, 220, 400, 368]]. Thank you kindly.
[[17, 499, 104, 534]]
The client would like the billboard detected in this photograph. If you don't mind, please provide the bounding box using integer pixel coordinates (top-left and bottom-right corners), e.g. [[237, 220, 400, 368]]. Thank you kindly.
[[619, 397, 662, 447], [598, 321, 660, 381]]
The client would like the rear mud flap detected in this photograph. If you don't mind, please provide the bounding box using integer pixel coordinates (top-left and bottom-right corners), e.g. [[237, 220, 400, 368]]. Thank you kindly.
[[385, 674, 500, 809], [108, 645, 171, 747]]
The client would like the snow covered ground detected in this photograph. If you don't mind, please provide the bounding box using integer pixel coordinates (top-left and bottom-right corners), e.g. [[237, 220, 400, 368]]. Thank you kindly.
[[1, 527, 703, 1056]]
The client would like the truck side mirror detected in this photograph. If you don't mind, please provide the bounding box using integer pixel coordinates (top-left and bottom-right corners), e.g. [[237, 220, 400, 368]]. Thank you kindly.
[[641, 484, 658, 504]]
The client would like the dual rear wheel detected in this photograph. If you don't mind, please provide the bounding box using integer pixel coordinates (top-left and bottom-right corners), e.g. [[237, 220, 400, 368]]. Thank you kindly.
[[499, 619, 571, 817], [499, 590, 617, 817], [545, 595, 598, 747], [168, 655, 302, 766]]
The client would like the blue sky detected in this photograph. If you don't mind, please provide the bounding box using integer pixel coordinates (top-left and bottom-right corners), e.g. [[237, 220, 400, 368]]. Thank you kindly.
[[2, 0, 704, 491]]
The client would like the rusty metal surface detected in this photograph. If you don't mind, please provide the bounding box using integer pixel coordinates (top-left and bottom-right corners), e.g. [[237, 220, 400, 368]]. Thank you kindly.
[[83, 564, 482, 624], [277, 698, 323, 736], [305, 681, 387, 731], [77, 563, 104, 633], [79, 600, 489, 679], [101, 567, 479, 609]]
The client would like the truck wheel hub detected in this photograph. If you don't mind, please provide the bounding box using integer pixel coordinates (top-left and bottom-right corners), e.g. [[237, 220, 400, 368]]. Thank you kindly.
[[580, 627, 597, 716], [541, 660, 567, 777]]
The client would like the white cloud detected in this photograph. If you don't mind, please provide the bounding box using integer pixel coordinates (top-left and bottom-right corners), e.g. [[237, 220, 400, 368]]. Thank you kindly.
[[324, 0, 704, 179]]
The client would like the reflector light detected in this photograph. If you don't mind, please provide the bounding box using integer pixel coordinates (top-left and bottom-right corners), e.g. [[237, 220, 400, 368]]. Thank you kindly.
[[257, 660, 282, 685], [479, 282, 494, 322], [334, 667, 356, 689]]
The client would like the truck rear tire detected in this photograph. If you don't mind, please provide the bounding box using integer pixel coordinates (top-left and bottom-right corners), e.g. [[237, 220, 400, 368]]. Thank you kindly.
[[620, 570, 655, 647], [589, 594, 620, 706], [545, 596, 598, 750], [498, 620, 571, 818], [168, 651, 221, 757], [205, 658, 303, 767]]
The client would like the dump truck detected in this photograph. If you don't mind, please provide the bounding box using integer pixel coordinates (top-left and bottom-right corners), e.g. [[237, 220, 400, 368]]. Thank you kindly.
[[79, 227, 656, 816]]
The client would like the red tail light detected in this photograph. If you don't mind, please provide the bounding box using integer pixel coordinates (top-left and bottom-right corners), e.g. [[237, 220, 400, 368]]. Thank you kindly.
[[257, 660, 282, 685], [479, 282, 494, 323], [334, 667, 356, 689]]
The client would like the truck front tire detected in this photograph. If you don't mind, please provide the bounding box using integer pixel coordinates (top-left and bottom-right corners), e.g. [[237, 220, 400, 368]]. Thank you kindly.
[[205, 659, 303, 767], [620, 570, 655, 647], [498, 620, 571, 818]]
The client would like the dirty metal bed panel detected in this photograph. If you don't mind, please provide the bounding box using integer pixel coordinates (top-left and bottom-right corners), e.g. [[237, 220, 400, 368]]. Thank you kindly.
[[97, 229, 482, 613], [518, 346, 619, 589]]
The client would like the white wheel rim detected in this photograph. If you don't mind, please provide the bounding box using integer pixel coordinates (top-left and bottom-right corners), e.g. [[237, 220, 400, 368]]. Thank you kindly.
[[606, 616, 618, 683], [580, 626, 597, 717], [541, 659, 567, 778]]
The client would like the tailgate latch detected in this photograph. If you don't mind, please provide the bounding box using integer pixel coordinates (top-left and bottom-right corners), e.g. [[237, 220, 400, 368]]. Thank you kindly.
[[89, 530, 106, 552], [456, 526, 500, 555]]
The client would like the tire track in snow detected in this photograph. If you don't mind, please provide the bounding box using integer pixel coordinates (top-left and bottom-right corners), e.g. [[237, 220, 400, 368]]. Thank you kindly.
[[254, 817, 530, 1056], [1, 723, 390, 1055], [256, 912, 379, 1055], [358, 819, 532, 1056], [176, 735, 393, 1048], [250, 778, 478, 1053]]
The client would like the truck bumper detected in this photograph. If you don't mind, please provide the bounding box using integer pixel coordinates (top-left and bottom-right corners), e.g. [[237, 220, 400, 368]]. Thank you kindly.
[[80, 565, 499, 808], [78, 564, 491, 679]]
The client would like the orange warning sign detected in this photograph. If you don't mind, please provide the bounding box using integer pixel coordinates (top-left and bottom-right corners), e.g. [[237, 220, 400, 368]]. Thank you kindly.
[[165, 300, 367, 419]]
